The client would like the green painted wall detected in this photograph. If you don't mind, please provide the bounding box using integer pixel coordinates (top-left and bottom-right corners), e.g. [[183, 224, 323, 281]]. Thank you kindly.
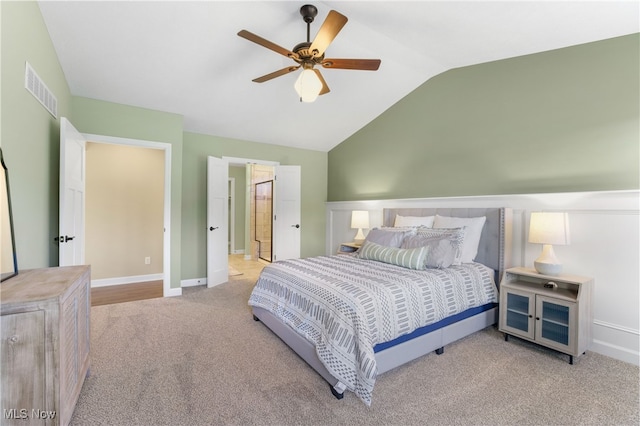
[[181, 132, 327, 280], [328, 34, 640, 201], [0, 1, 72, 269], [71, 97, 184, 289]]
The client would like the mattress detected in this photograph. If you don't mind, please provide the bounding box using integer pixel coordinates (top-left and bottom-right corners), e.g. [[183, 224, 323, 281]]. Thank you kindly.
[[248, 255, 498, 405]]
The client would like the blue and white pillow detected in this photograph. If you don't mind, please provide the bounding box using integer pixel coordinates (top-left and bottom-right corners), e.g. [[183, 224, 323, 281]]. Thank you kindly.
[[363, 227, 415, 248], [413, 227, 466, 266]]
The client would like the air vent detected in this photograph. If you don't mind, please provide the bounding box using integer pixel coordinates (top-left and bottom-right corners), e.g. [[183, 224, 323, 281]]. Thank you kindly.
[[24, 62, 58, 118]]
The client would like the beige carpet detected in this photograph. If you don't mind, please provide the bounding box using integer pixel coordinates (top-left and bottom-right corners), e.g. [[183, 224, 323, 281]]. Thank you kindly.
[[72, 276, 639, 425]]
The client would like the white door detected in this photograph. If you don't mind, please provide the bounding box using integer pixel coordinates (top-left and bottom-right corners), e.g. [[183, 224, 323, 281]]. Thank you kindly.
[[207, 156, 229, 287], [273, 165, 301, 261], [59, 118, 86, 266]]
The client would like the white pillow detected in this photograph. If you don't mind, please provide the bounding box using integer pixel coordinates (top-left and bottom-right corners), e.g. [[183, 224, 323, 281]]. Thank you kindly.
[[433, 215, 486, 263], [394, 214, 435, 228]]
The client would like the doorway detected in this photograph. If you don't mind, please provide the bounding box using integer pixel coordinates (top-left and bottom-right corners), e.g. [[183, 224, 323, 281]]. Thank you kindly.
[[82, 132, 172, 297], [212, 157, 300, 286], [223, 157, 278, 262]]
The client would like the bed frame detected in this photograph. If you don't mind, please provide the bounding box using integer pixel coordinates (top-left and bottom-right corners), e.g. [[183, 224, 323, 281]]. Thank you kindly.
[[252, 207, 512, 400]]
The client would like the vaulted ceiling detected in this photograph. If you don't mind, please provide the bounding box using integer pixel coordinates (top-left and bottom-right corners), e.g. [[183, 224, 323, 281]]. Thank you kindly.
[[38, 1, 638, 152]]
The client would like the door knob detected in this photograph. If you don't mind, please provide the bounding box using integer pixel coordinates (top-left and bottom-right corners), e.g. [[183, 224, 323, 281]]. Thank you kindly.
[[209, 226, 219, 231], [292, 224, 300, 228]]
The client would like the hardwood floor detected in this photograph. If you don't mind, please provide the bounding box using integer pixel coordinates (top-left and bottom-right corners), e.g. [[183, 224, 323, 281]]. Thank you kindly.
[[91, 255, 265, 306], [91, 280, 163, 306], [228, 253, 266, 282]]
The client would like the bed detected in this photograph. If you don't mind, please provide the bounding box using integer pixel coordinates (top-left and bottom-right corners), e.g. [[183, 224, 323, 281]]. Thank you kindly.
[[249, 207, 512, 405]]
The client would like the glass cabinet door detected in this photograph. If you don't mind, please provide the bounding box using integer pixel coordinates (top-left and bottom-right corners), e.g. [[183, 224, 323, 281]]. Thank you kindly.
[[502, 289, 535, 339], [535, 295, 576, 352]]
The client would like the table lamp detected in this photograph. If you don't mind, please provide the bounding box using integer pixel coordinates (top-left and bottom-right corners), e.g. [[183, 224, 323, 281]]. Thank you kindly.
[[351, 210, 370, 245], [528, 212, 570, 275]]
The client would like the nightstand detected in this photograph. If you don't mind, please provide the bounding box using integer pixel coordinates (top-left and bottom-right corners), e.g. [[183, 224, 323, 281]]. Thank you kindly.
[[499, 267, 593, 364], [337, 242, 361, 254]]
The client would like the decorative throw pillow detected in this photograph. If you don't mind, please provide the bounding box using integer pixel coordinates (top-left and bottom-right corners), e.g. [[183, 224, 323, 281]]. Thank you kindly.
[[433, 215, 486, 263], [393, 214, 435, 228], [363, 227, 415, 248], [414, 227, 466, 266], [401, 235, 458, 269], [357, 240, 429, 270]]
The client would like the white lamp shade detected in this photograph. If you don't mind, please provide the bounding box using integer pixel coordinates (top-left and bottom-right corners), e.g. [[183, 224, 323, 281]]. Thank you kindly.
[[529, 212, 570, 245], [351, 211, 370, 229], [294, 69, 322, 102]]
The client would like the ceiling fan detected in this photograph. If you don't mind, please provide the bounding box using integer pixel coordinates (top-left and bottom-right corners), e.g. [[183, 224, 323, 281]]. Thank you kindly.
[[237, 4, 381, 102]]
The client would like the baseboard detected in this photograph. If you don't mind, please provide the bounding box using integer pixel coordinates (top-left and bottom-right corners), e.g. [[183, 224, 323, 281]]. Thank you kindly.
[[591, 339, 639, 366], [231, 249, 245, 255], [181, 277, 207, 287], [164, 286, 182, 297], [91, 273, 164, 288], [592, 320, 640, 366]]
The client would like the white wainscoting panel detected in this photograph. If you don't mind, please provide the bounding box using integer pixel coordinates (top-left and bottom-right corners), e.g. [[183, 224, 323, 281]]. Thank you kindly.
[[326, 190, 639, 365]]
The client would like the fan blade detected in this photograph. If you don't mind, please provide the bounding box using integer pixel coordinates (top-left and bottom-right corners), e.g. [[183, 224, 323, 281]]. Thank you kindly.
[[321, 58, 381, 71], [313, 69, 330, 95], [252, 66, 300, 83], [309, 10, 348, 57], [238, 30, 299, 60]]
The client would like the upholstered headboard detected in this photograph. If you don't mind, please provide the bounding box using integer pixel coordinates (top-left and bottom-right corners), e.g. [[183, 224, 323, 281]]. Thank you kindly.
[[382, 208, 512, 284]]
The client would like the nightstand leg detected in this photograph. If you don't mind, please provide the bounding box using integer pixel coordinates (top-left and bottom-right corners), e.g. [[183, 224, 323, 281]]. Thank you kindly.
[[569, 355, 574, 365], [504, 333, 509, 342]]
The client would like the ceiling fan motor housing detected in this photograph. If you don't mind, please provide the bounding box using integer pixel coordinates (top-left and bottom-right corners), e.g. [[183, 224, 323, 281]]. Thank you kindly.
[[293, 41, 324, 65], [300, 4, 318, 23]]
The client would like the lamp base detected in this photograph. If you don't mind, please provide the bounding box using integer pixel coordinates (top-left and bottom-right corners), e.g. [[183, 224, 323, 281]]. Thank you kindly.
[[353, 228, 365, 245], [534, 261, 563, 276], [534, 244, 563, 275]]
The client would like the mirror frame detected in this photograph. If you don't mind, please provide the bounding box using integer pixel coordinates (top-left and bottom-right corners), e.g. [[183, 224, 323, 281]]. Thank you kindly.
[[1, 147, 18, 281]]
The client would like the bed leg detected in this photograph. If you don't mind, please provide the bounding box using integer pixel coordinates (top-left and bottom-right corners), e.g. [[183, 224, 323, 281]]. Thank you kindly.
[[252, 314, 260, 322], [330, 382, 346, 400], [330, 385, 344, 400], [435, 347, 444, 355]]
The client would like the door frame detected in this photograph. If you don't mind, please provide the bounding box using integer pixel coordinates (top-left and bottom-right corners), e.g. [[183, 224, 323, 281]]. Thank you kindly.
[[83, 133, 173, 297]]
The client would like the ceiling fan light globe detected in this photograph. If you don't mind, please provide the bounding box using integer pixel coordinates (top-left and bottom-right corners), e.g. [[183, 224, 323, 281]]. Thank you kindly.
[[294, 69, 322, 102]]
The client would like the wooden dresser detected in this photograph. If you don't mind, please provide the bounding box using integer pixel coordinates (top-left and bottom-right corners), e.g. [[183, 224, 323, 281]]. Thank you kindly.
[[1, 266, 91, 426]]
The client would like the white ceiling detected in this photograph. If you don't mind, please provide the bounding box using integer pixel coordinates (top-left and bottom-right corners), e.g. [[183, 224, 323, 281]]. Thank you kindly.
[[38, 1, 638, 152]]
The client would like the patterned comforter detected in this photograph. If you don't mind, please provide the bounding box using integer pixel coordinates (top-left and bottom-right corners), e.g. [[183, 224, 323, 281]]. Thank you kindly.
[[248, 255, 498, 405]]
